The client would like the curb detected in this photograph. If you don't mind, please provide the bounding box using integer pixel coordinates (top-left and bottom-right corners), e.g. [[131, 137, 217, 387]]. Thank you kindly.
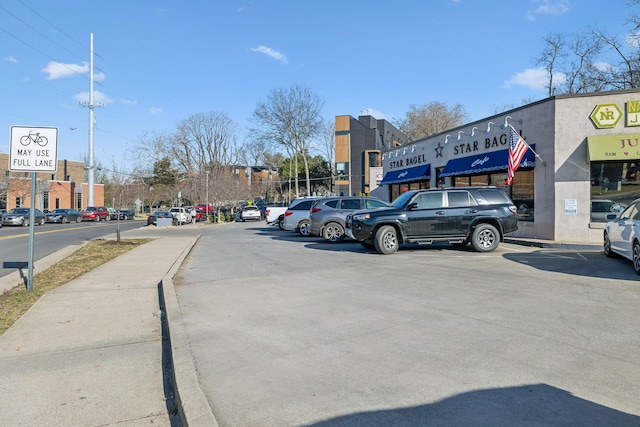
[[504, 237, 602, 251], [160, 234, 219, 427]]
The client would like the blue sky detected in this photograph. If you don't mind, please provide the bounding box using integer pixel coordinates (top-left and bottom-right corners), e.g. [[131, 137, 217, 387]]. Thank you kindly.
[[0, 0, 634, 170]]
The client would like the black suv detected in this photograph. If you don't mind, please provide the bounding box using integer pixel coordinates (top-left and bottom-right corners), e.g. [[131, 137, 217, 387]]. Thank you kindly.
[[346, 186, 518, 254]]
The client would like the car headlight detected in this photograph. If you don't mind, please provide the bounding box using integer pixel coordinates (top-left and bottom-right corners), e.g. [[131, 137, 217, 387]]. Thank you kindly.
[[352, 213, 370, 222]]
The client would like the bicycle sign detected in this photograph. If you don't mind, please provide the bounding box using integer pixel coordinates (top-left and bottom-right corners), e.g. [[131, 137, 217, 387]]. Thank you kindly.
[[20, 131, 49, 147], [9, 126, 58, 172]]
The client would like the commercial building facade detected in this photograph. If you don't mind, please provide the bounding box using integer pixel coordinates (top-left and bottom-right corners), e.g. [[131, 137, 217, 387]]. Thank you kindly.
[[366, 89, 640, 244], [0, 153, 104, 211], [334, 115, 407, 196]]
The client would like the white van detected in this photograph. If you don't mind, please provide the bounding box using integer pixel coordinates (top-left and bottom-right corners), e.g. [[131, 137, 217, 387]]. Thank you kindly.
[[169, 207, 189, 225]]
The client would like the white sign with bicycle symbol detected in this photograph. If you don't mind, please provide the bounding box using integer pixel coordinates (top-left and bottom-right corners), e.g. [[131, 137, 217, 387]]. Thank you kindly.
[[9, 126, 58, 172]]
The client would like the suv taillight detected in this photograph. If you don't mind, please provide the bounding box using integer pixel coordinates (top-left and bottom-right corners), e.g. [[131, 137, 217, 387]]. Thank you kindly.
[[509, 205, 518, 215], [310, 207, 322, 213], [284, 211, 293, 216]]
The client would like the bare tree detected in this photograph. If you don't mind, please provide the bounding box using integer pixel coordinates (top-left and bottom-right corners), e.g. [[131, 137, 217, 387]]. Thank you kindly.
[[536, 32, 566, 96], [394, 102, 468, 141], [250, 85, 325, 197]]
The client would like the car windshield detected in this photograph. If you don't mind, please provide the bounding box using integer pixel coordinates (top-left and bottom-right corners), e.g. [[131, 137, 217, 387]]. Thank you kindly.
[[390, 191, 418, 208], [52, 209, 67, 213], [85, 207, 97, 211], [11, 208, 30, 214]]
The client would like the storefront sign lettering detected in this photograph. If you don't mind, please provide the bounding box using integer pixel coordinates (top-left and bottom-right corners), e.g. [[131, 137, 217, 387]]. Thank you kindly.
[[452, 132, 510, 156], [388, 153, 427, 170]]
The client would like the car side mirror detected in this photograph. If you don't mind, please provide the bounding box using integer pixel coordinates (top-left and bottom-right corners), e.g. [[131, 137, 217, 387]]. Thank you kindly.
[[408, 202, 418, 210]]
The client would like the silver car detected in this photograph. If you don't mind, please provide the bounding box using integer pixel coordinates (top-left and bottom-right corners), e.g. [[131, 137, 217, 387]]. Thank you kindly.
[[2, 207, 46, 226], [309, 196, 390, 242], [604, 198, 640, 274]]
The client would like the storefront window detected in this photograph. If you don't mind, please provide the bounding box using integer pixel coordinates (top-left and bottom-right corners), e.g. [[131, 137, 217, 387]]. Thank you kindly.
[[336, 162, 348, 181], [590, 161, 638, 221], [451, 169, 534, 221]]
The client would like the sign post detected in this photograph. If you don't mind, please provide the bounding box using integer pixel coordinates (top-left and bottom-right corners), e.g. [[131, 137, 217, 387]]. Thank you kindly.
[[9, 126, 58, 292]]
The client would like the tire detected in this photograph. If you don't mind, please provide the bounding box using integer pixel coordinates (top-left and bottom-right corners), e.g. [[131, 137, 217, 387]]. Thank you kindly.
[[278, 217, 285, 230], [95, 215, 100, 222], [374, 225, 399, 255], [323, 222, 345, 242], [604, 232, 614, 257], [39, 218, 45, 226], [23, 219, 29, 227], [63, 216, 68, 224], [76, 217, 81, 223], [298, 220, 311, 237], [470, 223, 500, 252], [633, 242, 640, 275]]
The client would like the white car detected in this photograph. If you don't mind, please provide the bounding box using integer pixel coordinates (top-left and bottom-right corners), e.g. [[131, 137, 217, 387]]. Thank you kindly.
[[604, 198, 640, 274], [169, 207, 189, 225], [281, 197, 325, 236], [240, 206, 261, 221]]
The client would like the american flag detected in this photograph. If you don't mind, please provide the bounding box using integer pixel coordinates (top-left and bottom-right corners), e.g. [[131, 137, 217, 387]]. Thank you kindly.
[[506, 125, 530, 185]]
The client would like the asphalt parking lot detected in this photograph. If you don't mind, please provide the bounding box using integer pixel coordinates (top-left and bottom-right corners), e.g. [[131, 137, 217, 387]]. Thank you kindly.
[[175, 222, 640, 427]]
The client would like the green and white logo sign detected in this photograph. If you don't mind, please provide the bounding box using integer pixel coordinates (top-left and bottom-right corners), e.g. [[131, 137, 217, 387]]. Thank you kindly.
[[590, 103, 622, 129]]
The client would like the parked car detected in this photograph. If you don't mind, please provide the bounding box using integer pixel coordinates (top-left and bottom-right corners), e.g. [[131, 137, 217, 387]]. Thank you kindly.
[[196, 209, 207, 222], [591, 199, 626, 222], [2, 207, 46, 226], [264, 205, 288, 227], [310, 196, 391, 242], [281, 197, 326, 236], [196, 203, 213, 213], [169, 207, 189, 225], [240, 205, 261, 221], [604, 198, 640, 274], [45, 208, 82, 223], [82, 206, 110, 222], [147, 211, 175, 226], [110, 209, 135, 220], [346, 186, 518, 254]]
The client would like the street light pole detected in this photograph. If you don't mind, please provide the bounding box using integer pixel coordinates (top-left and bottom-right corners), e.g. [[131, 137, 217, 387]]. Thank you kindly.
[[205, 170, 209, 221]]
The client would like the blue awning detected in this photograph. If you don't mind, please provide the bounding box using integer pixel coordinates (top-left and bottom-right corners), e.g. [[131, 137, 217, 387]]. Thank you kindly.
[[380, 164, 431, 185], [440, 145, 536, 177]]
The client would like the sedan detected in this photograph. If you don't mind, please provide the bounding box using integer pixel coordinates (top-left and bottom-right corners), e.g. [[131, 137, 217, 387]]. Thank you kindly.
[[604, 198, 640, 274], [2, 208, 46, 226], [147, 211, 175, 226], [111, 209, 135, 220], [45, 208, 82, 223]]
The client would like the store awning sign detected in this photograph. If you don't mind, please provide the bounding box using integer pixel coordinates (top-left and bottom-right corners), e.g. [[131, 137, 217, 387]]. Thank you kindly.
[[380, 164, 431, 184], [440, 145, 536, 177], [587, 134, 640, 161]]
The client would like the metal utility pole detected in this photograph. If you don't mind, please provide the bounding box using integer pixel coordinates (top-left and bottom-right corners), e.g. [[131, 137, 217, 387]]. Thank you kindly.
[[87, 33, 95, 206]]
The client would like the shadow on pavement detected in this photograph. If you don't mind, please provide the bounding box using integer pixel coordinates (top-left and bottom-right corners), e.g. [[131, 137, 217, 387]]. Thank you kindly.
[[302, 384, 639, 427]]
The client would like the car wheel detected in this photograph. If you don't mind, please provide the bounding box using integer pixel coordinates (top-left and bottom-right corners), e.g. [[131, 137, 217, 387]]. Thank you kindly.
[[95, 215, 100, 222], [323, 222, 345, 242], [633, 241, 640, 275], [63, 217, 68, 224], [298, 220, 311, 236], [604, 231, 614, 257], [76, 217, 81, 223], [23, 219, 29, 227], [39, 218, 45, 226], [374, 225, 399, 255], [471, 223, 499, 252], [278, 216, 285, 230]]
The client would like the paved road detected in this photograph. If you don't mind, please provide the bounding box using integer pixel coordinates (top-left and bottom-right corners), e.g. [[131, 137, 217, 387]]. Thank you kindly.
[[175, 222, 640, 427]]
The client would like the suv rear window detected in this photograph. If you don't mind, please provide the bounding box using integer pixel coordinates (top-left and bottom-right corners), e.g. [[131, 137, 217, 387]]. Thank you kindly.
[[291, 200, 315, 210], [473, 188, 512, 205]]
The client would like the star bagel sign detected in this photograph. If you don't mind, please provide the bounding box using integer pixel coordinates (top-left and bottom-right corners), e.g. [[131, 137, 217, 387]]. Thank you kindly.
[[9, 126, 58, 172]]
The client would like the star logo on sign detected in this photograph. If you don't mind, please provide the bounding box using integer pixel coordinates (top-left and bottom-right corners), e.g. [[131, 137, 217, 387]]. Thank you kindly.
[[435, 142, 444, 158]]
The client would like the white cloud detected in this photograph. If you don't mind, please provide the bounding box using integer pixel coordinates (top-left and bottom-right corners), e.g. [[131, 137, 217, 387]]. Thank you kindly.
[[250, 45, 288, 64], [503, 67, 550, 90], [41, 61, 106, 81], [4, 56, 17, 63], [74, 90, 113, 105], [526, 0, 569, 21], [120, 98, 138, 105], [149, 107, 163, 115]]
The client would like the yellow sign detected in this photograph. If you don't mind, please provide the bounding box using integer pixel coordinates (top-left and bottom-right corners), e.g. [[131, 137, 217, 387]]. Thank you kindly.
[[626, 101, 640, 127], [590, 104, 622, 128], [587, 134, 640, 160]]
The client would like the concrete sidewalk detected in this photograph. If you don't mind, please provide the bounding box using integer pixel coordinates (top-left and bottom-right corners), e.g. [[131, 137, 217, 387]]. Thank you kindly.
[[0, 226, 216, 426]]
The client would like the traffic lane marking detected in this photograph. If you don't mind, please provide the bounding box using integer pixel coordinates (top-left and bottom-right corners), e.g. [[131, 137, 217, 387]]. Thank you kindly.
[[0, 223, 112, 240]]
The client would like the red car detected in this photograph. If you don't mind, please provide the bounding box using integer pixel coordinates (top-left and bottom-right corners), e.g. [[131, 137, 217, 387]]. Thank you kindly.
[[82, 206, 110, 222], [196, 203, 213, 213]]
